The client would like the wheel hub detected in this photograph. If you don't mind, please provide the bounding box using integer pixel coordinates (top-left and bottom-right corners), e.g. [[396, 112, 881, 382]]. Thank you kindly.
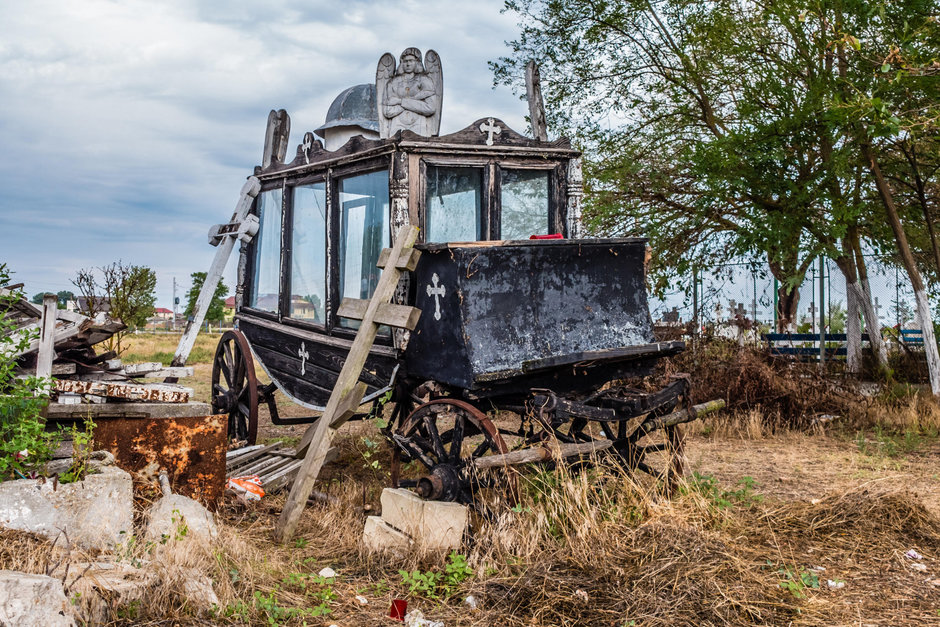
[[415, 464, 463, 501]]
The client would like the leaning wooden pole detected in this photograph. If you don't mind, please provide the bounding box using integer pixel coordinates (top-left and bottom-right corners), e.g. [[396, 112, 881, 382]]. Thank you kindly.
[[171, 177, 260, 367], [275, 225, 421, 543]]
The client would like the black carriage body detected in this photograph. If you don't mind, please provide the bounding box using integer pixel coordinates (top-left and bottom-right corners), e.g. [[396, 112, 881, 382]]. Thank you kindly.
[[233, 118, 680, 410], [405, 239, 681, 399]]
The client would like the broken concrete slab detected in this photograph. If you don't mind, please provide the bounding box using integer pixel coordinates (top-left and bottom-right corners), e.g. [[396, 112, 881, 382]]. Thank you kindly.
[[372, 488, 468, 552], [0, 570, 76, 626], [145, 472, 218, 544], [362, 515, 413, 555], [146, 493, 218, 544], [57, 562, 155, 625], [0, 465, 133, 550]]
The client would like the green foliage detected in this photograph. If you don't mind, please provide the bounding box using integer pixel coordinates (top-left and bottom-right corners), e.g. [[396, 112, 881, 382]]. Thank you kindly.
[[682, 473, 763, 509], [58, 418, 96, 484], [184, 272, 229, 324], [777, 564, 820, 599], [854, 425, 934, 459], [0, 265, 56, 480], [73, 261, 157, 352], [231, 574, 336, 625], [494, 0, 940, 322], [399, 551, 473, 600]]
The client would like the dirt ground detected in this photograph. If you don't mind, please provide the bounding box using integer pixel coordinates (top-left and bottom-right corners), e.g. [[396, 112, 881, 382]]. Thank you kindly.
[[99, 334, 940, 625]]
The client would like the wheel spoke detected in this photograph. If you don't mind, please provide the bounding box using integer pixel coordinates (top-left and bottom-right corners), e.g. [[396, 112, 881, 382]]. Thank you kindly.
[[423, 415, 447, 461], [471, 439, 490, 458], [449, 413, 465, 463]]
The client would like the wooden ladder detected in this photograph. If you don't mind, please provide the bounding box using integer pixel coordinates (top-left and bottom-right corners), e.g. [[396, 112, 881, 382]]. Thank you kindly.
[[274, 225, 421, 542]]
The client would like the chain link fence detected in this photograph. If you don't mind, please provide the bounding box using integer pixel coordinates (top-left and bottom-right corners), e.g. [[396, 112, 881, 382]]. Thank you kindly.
[[649, 256, 932, 336]]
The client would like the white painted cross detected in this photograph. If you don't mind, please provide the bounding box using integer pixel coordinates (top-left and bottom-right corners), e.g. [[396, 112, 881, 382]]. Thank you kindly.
[[426, 273, 446, 321], [479, 118, 502, 146], [298, 341, 309, 375]]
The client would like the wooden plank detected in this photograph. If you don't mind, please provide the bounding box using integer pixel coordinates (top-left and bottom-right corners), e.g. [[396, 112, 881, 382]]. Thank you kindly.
[[225, 443, 281, 473], [226, 444, 264, 460], [51, 363, 77, 375], [329, 382, 368, 428], [263, 460, 304, 493], [53, 379, 192, 403], [234, 455, 294, 479], [275, 225, 420, 543], [36, 295, 58, 380], [525, 60, 548, 142], [337, 299, 421, 330], [123, 366, 194, 379], [376, 247, 422, 271], [172, 176, 260, 367]]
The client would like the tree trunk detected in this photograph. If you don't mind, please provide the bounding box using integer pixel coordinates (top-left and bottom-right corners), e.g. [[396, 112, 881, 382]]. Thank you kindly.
[[901, 140, 940, 277], [835, 256, 863, 374], [845, 282, 861, 373], [862, 142, 940, 396], [776, 284, 800, 333], [851, 239, 889, 368]]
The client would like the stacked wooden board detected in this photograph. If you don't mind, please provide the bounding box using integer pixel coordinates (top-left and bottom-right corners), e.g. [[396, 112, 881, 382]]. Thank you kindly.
[[226, 444, 339, 495], [1, 287, 194, 404]]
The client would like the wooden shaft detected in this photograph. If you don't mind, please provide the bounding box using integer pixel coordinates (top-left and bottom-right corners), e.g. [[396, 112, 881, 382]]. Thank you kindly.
[[275, 225, 420, 542], [36, 294, 57, 382], [172, 177, 260, 367], [474, 439, 613, 470], [473, 399, 726, 471], [639, 399, 725, 433]]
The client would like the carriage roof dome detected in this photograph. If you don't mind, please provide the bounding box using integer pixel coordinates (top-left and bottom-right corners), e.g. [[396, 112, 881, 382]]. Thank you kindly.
[[314, 84, 378, 134]]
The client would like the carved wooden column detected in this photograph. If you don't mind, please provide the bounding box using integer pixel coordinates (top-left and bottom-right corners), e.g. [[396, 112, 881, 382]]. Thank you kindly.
[[390, 151, 412, 350], [390, 152, 410, 236], [566, 157, 584, 238]]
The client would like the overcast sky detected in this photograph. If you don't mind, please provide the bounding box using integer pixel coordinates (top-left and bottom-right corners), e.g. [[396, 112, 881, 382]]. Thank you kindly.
[[0, 0, 528, 309]]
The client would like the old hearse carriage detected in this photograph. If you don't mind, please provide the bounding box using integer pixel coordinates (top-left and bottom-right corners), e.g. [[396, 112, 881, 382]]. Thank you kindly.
[[209, 50, 705, 502]]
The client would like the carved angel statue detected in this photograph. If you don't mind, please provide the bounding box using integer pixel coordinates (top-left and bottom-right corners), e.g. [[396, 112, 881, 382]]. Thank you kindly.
[[376, 48, 443, 138]]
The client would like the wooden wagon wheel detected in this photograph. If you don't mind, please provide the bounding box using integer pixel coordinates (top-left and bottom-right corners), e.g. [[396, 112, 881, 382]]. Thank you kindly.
[[211, 329, 259, 445], [618, 422, 686, 492], [390, 399, 514, 504]]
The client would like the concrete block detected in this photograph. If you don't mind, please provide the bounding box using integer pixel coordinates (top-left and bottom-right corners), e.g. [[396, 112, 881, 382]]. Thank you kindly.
[[380, 488, 425, 537], [0, 465, 133, 550], [146, 493, 218, 545], [421, 499, 468, 551], [54, 562, 155, 625], [362, 515, 412, 555], [0, 570, 75, 626], [378, 488, 468, 551]]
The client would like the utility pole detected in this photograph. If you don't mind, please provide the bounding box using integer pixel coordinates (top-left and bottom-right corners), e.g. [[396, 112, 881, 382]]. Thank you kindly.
[[172, 277, 178, 331], [819, 256, 826, 367]]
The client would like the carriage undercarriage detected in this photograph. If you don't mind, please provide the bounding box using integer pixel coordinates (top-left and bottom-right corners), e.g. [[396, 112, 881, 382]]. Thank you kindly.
[[212, 326, 706, 505]]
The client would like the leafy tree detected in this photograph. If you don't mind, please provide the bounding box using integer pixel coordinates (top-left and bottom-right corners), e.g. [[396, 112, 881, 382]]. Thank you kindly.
[[184, 272, 228, 324], [30, 292, 44, 305], [494, 0, 937, 376], [72, 261, 157, 353], [55, 290, 75, 309]]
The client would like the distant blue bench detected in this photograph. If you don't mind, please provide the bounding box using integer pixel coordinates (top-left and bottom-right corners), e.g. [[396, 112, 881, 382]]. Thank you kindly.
[[900, 329, 924, 346], [761, 333, 871, 360]]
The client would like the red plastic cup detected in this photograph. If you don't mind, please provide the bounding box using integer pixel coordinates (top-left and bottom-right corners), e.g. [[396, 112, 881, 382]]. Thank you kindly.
[[389, 599, 407, 621]]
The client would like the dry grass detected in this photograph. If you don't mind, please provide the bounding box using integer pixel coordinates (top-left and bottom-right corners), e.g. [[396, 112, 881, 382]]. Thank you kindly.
[[18, 332, 934, 625], [5, 443, 939, 626]]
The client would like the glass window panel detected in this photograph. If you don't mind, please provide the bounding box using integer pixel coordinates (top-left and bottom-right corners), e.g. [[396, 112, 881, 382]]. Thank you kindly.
[[501, 169, 550, 239], [339, 171, 390, 329], [249, 189, 282, 312], [290, 183, 327, 323], [426, 166, 482, 242]]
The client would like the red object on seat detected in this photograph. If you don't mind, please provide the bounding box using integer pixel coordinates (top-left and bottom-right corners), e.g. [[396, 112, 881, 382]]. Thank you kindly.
[[529, 233, 564, 240]]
